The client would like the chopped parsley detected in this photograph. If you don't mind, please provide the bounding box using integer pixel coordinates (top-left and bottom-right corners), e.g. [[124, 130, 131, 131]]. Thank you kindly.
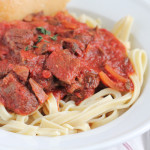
[[25, 46, 29, 51], [32, 45, 38, 48], [50, 34, 58, 41], [36, 27, 51, 35], [44, 40, 50, 43], [45, 30, 51, 36], [37, 35, 43, 43]]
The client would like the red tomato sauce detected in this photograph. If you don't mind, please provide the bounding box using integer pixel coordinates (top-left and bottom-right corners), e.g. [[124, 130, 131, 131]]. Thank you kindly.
[[0, 12, 134, 115]]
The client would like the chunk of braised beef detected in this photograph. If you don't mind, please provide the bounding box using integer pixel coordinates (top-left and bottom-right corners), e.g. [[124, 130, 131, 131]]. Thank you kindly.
[[35, 41, 62, 55], [37, 78, 55, 91], [56, 29, 74, 38], [4, 28, 34, 51], [46, 50, 80, 84], [66, 73, 99, 94], [73, 29, 94, 45], [20, 50, 45, 77], [0, 60, 13, 78], [0, 73, 38, 115], [35, 42, 48, 54], [62, 38, 85, 56], [70, 88, 95, 105], [13, 65, 29, 82], [66, 70, 100, 103], [29, 78, 48, 104], [66, 81, 82, 94], [76, 70, 100, 89], [84, 72, 100, 89]]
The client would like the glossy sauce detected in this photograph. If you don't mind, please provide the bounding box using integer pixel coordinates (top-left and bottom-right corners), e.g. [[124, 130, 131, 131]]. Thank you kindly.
[[0, 12, 135, 115]]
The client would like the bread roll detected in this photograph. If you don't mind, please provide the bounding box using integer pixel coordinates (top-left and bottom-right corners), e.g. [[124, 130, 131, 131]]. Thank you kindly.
[[0, 0, 70, 22]]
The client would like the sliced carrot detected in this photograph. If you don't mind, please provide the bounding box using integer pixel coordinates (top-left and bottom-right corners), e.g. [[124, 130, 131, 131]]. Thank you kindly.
[[53, 90, 67, 110], [105, 64, 128, 83], [99, 71, 126, 92], [61, 21, 78, 29]]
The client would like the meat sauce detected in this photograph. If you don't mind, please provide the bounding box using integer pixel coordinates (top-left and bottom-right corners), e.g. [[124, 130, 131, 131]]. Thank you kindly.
[[0, 12, 135, 115]]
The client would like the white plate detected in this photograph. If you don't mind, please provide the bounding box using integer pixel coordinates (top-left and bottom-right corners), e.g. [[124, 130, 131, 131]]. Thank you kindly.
[[0, 0, 150, 149]]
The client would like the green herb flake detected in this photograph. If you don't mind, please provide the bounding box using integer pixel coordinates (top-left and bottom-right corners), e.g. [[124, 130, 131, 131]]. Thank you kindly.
[[50, 34, 58, 41], [25, 46, 29, 51], [44, 40, 50, 43], [36, 27, 51, 35], [37, 35, 43, 43], [45, 30, 51, 35], [32, 45, 38, 48]]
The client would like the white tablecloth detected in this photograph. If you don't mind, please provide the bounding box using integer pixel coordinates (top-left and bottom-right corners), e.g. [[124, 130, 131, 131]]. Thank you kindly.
[[106, 131, 149, 150]]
